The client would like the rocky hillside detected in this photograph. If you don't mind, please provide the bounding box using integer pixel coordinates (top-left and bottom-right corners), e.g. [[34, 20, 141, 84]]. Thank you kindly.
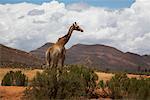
[[30, 43, 150, 72], [0, 44, 42, 68]]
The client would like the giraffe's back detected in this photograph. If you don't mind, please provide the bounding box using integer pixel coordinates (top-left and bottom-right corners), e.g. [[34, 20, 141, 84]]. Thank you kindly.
[[46, 44, 64, 58]]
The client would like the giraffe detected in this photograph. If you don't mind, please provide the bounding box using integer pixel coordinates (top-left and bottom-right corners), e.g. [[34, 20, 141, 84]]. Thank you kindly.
[[45, 22, 84, 69]]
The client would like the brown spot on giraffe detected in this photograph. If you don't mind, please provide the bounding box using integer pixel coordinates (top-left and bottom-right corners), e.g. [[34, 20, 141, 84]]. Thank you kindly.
[[45, 22, 84, 69]]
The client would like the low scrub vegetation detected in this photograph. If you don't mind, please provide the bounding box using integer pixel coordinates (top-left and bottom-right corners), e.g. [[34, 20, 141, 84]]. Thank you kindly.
[[24, 65, 98, 100], [98, 73, 150, 99], [1, 71, 28, 86], [1, 66, 149, 99]]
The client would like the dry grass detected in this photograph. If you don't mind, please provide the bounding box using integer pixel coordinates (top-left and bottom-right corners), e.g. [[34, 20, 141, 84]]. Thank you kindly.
[[95, 72, 113, 82], [96, 71, 150, 82]]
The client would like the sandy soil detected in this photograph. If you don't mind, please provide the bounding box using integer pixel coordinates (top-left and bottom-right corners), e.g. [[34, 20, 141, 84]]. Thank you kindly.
[[0, 86, 26, 100]]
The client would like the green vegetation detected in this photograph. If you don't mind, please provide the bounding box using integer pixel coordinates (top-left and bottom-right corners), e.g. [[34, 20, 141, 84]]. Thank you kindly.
[[126, 78, 150, 99], [1, 71, 28, 86], [97, 80, 109, 97], [107, 73, 130, 99], [0, 66, 149, 99], [24, 65, 98, 100], [97, 73, 150, 99]]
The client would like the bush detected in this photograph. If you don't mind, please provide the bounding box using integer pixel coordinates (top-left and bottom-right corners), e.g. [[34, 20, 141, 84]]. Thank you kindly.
[[127, 78, 150, 100], [97, 80, 109, 97], [24, 65, 98, 100], [1, 71, 28, 86], [107, 73, 150, 99], [107, 73, 130, 99], [68, 65, 98, 98], [98, 80, 105, 89]]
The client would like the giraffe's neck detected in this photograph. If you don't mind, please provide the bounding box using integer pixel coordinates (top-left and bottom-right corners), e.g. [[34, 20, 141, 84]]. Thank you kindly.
[[65, 26, 74, 43], [56, 26, 74, 46]]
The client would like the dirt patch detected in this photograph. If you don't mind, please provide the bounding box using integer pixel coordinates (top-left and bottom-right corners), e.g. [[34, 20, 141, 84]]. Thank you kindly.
[[0, 86, 26, 100]]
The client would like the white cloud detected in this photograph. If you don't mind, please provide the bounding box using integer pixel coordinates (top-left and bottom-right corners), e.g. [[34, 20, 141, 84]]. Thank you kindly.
[[27, 9, 45, 16], [66, 2, 89, 11], [0, 0, 150, 55]]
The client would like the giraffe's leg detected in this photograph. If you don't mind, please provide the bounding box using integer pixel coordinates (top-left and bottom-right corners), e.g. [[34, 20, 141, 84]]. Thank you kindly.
[[46, 52, 49, 68], [53, 57, 60, 81], [59, 54, 65, 74], [46, 51, 51, 69], [51, 56, 59, 71], [52, 56, 58, 68], [60, 48, 66, 67], [61, 54, 65, 67], [51, 58, 55, 69]]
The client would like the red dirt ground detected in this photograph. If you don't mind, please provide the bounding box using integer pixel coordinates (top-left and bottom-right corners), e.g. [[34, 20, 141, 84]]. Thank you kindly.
[[0, 86, 26, 100]]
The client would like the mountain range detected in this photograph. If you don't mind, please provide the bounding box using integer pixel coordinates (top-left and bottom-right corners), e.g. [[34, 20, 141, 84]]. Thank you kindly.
[[0, 43, 150, 72], [0, 44, 42, 68]]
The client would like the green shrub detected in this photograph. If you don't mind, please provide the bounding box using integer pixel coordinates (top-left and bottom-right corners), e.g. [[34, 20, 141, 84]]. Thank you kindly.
[[107, 73, 150, 99], [127, 78, 150, 100], [97, 80, 109, 97], [98, 80, 105, 89], [24, 65, 98, 100], [1, 71, 28, 86], [68, 65, 98, 98], [107, 73, 129, 99]]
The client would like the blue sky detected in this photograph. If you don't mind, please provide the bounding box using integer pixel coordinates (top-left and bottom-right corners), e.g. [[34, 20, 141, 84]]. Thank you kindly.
[[0, 0, 135, 9]]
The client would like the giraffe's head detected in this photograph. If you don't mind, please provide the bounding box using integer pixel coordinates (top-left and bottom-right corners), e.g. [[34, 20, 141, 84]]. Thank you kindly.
[[72, 22, 84, 32]]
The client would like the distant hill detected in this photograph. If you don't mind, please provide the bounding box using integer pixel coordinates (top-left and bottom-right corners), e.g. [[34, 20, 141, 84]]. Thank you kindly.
[[0, 44, 42, 68], [30, 43, 150, 72], [30, 42, 53, 62], [0, 43, 149, 72]]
